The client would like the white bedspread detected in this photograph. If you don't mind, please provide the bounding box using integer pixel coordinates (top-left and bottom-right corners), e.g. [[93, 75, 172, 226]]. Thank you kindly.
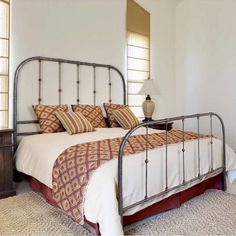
[[15, 128, 236, 236]]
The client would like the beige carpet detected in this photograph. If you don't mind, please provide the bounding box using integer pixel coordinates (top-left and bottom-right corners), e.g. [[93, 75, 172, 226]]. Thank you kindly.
[[0, 190, 236, 235]]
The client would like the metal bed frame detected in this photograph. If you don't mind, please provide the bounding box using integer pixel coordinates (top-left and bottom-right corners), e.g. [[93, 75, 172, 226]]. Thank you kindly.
[[117, 113, 226, 224], [13, 56, 226, 231]]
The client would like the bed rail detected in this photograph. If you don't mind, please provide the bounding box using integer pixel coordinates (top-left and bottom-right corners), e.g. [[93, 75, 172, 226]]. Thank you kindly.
[[117, 112, 226, 223]]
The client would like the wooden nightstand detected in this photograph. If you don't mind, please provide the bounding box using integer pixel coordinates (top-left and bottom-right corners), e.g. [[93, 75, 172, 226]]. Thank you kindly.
[[0, 128, 16, 199], [148, 122, 173, 131]]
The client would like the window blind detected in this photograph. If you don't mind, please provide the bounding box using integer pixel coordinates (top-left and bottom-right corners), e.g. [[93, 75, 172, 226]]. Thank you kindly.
[[127, 0, 150, 119], [0, 0, 10, 127]]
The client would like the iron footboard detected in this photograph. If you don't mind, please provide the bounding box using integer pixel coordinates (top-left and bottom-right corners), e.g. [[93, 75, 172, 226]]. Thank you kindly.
[[117, 112, 226, 224]]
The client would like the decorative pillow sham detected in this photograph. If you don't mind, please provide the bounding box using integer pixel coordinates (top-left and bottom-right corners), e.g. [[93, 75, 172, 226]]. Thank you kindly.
[[112, 107, 139, 129], [32, 104, 68, 133], [71, 104, 107, 128], [55, 111, 95, 135], [103, 103, 128, 127]]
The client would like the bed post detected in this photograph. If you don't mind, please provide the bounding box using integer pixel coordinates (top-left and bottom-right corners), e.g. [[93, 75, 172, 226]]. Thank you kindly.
[[212, 112, 226, 191]]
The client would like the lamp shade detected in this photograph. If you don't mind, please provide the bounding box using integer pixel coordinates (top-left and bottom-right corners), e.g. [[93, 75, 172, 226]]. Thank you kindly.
[[138, 79, 160, 95]]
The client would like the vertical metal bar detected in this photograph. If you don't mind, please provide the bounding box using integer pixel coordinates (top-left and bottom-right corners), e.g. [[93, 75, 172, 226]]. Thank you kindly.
[[222, 127, 226, 191], [145, 125, 149, 200], [93, 65, 96, 105], [165, 120, 168, 191], [197, 115, 200, 177], [76, 64, 80, 104], [38, 60, 42, 104], [210, 113, 213, 171], [212, 113, 226, 191], [108, 67, 112, 102], [58, 62, 62, 105], [118, 133, 127, 226], [182, 118, 185, 184]]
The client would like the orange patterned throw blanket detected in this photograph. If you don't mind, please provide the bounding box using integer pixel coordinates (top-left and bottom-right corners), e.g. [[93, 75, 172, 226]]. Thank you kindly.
[[52, 129, 209, 224]]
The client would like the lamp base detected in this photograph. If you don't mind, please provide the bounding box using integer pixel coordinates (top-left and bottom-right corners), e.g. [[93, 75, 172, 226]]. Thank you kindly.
[[142, 117, 153, 122], [142, 98, 155, 122]]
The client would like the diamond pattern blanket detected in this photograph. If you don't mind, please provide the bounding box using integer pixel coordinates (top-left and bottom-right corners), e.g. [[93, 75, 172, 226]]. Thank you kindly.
[[52, 129, 209, 224]]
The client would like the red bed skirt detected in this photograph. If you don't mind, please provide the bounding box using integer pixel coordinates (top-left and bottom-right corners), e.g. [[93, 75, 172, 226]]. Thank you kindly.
[[27, 173, 223, 235]]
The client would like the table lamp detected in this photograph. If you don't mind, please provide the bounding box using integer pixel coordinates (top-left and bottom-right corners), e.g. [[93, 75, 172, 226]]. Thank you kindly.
[[138, 78, 160, 122]]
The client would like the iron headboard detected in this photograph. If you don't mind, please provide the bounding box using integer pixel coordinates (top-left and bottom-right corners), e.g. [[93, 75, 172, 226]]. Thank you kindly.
[[13, 56, 126, 151]]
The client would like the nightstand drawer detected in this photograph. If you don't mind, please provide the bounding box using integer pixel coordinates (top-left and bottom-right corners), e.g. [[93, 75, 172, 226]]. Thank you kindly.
[[0, 147, 13, 191], [0, 128, 15, 199], [0, 133, 12, 146]]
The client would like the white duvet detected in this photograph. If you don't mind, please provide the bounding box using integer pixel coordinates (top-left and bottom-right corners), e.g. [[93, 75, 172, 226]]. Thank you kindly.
[[15, 128, 236, 236]]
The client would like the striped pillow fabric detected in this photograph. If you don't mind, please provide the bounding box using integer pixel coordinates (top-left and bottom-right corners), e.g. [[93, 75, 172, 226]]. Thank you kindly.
[[111, 107, 139, 129], [55, 111, 95, 135], [103, 103, 128, 127]]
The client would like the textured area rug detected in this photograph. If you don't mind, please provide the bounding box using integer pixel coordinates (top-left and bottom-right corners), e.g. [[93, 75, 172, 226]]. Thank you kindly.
[[0, 190, 236, 235]]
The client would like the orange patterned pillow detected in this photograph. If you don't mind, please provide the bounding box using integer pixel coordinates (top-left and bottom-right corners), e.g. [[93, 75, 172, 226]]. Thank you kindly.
[[103, 103, 128, 128], [112, 107, 139, 129], [32, 104, 68, 133], [71, 104, 107, 128]]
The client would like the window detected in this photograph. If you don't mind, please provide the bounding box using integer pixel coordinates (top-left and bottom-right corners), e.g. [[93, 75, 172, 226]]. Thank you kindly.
[[0, 0, 10, 127], [127, 0, 150, 119], [127, 31, 150, 118]]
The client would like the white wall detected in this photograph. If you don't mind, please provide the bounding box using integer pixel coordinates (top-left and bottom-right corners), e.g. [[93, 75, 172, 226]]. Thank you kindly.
[[176, 0, 236, 150], [10, 0, 177, 126], [11, 0, 126, 69], [136, 0, 176, 119], [10, 0, 127, 127]]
